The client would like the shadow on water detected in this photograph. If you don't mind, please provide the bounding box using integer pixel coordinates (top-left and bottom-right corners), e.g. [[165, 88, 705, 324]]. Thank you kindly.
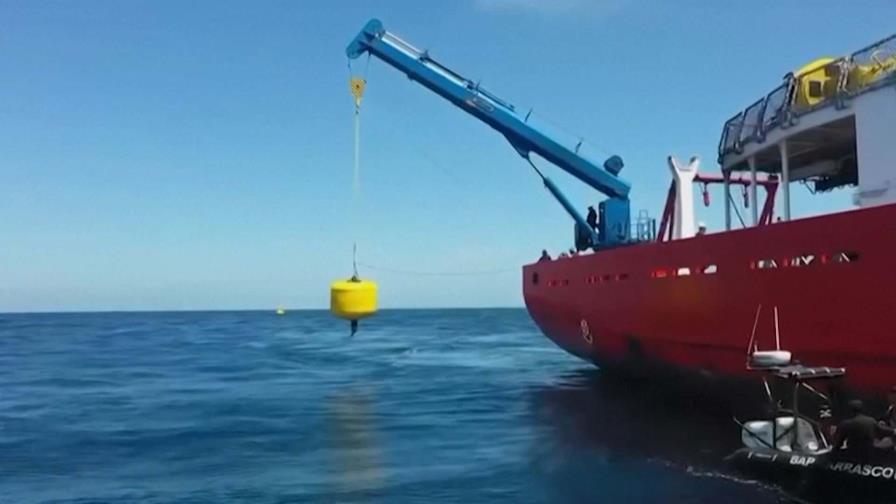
[[527, 368, 838, 504]]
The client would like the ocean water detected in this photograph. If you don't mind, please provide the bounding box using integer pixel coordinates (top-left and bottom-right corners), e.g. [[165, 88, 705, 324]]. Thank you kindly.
[[1, 309, 797, 503]]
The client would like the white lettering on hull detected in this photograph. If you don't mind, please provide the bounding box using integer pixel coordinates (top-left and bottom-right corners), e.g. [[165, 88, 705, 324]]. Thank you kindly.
[[827, 462, 896, 479], [789, 455, 816, 466]]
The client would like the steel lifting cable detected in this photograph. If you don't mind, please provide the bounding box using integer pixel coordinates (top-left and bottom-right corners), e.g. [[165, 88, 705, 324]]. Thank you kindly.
[[348, 54, 371, 278], [345, 56, 521, 279], [352, 103, 361, 278]]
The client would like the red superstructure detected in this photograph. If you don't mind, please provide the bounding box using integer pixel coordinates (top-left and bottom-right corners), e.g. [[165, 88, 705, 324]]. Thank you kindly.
[[524, 36, 896, 398]]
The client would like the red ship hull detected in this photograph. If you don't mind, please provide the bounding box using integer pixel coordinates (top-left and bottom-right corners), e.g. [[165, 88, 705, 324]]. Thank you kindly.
[[523, 203, 896, 399]]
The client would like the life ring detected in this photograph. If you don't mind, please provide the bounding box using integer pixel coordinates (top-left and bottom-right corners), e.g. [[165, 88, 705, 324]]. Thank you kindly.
[[580, 319, 593, 344]]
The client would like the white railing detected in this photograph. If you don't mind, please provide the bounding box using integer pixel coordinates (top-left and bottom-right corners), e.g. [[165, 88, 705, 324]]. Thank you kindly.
[[718, 34, 896, 161]]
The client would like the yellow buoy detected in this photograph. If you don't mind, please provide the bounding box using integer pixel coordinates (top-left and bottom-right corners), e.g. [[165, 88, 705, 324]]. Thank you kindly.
[[330, 277, 377, 319], [338, 72, 376, 335], [330, 276, 378, 335]]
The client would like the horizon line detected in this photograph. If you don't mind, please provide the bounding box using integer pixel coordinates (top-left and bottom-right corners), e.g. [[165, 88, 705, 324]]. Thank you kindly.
[[0, 306, 527, 316]]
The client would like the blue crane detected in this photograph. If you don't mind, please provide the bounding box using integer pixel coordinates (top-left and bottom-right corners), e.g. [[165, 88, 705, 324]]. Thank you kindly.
[[346, 19, 633, 249]]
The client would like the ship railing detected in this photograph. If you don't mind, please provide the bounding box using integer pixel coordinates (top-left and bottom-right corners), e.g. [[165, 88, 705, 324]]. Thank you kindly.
[[738, 97, 771, 146], [760, 81, 794, 133], [717, 112, 744, 158], [847, 33, 896, 95], [788, 57, 849, 116], [717, 81, 795, 160], [632, 211, 656, 243], [718, 33, 896, 162]]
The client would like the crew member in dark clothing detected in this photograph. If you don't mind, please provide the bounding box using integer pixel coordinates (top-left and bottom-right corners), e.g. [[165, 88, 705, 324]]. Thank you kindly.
[[874, 386, 896, 449], [538, 250, 551, 262], [833, 399, 894, 457], [879, 386, 896, 428], [586, 206, 598, 230]]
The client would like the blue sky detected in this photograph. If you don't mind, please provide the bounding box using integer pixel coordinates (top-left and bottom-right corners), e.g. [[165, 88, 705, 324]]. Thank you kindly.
[[1, 0, 892, 312]]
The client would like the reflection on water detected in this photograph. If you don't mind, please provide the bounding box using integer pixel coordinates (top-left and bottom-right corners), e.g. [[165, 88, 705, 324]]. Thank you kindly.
[[531, 369, 741, 463], [528, 369, 798, 503], [325, 385, 385, 495]]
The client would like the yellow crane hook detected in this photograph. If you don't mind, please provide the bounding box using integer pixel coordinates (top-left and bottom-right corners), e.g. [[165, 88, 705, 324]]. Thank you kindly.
[[350, 77, 366, 109]]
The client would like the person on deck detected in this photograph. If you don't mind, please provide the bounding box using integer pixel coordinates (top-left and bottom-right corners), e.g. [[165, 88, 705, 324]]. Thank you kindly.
[[696, 222, 707, 236], [874, 387, 896, 449], [833, 399, 894, 457], [879, 386, 896, 427], [586, 206, 598, 231], [538, 250, 552, 262]]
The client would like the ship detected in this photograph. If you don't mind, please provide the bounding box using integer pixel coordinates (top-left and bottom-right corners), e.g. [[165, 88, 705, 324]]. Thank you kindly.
[[346, 20, 896, 398], [523, 38, 896, 399]]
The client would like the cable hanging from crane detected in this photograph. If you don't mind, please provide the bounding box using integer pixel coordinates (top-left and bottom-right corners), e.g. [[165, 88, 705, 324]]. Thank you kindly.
[[347, 53, 370, 277], [329, 55, 378, 336]]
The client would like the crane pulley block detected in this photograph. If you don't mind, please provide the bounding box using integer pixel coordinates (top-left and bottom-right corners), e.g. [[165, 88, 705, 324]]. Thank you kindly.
[[350, 77, 366, 109]]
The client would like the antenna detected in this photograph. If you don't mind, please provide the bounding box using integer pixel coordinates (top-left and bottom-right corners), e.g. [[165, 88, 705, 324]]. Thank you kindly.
[[746, 304, 762, 357], [774, 306, 781, 351]]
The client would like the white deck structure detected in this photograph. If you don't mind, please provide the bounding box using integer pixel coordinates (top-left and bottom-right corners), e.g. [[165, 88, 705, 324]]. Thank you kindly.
[[717, 34, 896, 229]]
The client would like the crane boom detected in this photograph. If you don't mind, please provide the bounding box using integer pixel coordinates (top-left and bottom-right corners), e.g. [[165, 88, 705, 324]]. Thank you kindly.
[[346, 19, 633, 247]]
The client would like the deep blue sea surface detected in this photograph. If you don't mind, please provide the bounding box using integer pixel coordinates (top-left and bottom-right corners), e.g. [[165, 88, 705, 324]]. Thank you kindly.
[[2, 309, 801, 503]]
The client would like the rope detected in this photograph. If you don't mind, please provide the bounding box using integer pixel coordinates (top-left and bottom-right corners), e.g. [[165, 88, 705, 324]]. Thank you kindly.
[[356, 261, 519, 277], [342, 57, 524, 280], [352, 103, 361, 278], [348, 56, 369, 280]]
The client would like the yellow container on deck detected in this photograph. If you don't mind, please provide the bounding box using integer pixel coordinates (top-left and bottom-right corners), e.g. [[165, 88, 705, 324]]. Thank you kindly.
[[330, 278, 378, 320], [793, 57, 838, 109], [848, 55, 896, 92]]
